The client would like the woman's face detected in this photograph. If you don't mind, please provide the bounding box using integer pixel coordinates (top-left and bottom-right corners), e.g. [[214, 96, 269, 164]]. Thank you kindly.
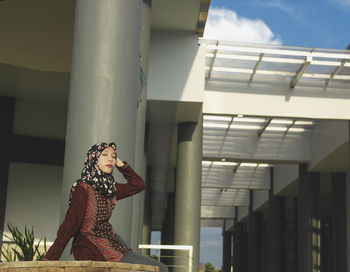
[[97, 146, 117, 174]]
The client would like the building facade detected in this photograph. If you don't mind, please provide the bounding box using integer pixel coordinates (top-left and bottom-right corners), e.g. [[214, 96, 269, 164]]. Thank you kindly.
[[1, 1, 350, 272]]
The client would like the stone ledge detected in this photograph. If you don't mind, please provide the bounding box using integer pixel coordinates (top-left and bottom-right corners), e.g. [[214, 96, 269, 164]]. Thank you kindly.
[[0, 261, 160, 272]]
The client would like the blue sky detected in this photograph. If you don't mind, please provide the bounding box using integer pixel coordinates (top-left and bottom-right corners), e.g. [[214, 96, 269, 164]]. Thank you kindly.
[[204, 0, 350, 49]]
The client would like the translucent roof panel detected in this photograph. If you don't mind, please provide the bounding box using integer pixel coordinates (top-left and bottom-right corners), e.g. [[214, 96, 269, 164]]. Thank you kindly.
[[200, 115, 321, 221], [201, 188, 249, 206], [200, 39, 350, 89], [202, 161, 270, 189], [201, 205, 236, 219], [203, 115, 317, 161]]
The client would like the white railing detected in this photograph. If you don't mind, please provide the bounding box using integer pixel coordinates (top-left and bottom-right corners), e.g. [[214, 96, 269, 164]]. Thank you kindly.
[[139, 244, 193, 272]]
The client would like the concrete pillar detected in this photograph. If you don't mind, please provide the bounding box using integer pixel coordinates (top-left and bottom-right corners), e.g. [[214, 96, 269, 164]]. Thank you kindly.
[[248, 211, 263, 272], [130, 0, 152, 253], [284, 197, 298, 272], [298, 164, 320, 272], [141, 166, 152, 256], [267, 197, 285, 272], [61, 0, 142, 258], [248, 191, 263, 272], [321, 216, 332, 272], [222, 226, 232, 272], [233, 221, 248, 272], [0, 96, 15, 249], [331, 172, 347, 272], [262, 221, 268, 272], [161, 192, 175, 270], [174, 120, 202, 272], [268, 168, 286, 272]]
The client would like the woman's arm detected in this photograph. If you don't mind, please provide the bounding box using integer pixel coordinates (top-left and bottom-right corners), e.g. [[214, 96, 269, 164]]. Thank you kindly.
[[115, 158, 146, 200], [43, 184, 88, 260]]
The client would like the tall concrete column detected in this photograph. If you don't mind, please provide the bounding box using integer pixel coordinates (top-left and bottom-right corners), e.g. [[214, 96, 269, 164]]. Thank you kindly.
[[222, 225, 232, 272], [320, 216, 332, 272], [331, 172, 347, 272], [298, 164, 320, 272], [161, 192, 175, 270], [262, 221, 268, 272], [233, 220, 248, 272], [174, 120, 202, 272], [248, 211, 263, 272], [61, 0, 142, 259], [131, 0, 152, 253], [268, 168, 286, 272], [141, 166, 152, 256], [248, 191, 263, 272], [0, 96, 15, 250], [284, 197, 298, 272], [268, 196, 285, 272], [234, 221, 248, 272]]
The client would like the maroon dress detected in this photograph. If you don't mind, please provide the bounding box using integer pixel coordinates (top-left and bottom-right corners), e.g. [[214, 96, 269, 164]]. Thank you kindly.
[[44, 163, 146, 261]]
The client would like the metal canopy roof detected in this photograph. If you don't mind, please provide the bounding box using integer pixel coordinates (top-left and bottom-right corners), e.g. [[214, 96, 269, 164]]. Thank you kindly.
[[201, 114, 319, 221], [198, 40, 350, 223], [200, 39, 350, 89], [203, 115, 318, 161]]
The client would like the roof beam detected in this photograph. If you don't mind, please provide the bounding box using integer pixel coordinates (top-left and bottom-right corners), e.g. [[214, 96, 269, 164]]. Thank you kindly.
[[233, 162, 241, 172], [249, 53, 264, 83], [258, 118, 272, 137], [207, 40, 219, 81], [206, 53, 350, 67], [201, 41, 350, 59], [290, 55, 312, 88], [217, 116, 234, 155], [206, 66, 350, 80], [284, 119, 297, 135], [325, 60, 347, 86]]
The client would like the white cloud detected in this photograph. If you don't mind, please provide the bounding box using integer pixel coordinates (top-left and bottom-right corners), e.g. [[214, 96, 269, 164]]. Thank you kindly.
[[254, 0, 297, 17], [329, 0, 350, 8], [253, 0, 306, 25], [203, 7, 282, 45]]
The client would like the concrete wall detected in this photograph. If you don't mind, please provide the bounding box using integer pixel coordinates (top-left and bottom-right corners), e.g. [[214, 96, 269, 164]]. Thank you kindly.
[[253, 190, 269, 211], [274, 164, 298, 195], [4, 162, 63, 243], [147, 30, 205, 102], [3, 99, 66, 244], [237, 206, 249, 222], [310, 120, 348, 171], [14, 99, 67, 139]]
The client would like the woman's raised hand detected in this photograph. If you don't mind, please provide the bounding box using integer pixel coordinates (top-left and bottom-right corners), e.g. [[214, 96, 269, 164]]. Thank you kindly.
[[116, 158, 125, 168]]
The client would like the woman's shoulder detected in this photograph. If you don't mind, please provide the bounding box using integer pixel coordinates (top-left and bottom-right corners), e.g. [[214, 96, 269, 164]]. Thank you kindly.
[[71, 182, 93, 196], [75, 182, 92, 191]]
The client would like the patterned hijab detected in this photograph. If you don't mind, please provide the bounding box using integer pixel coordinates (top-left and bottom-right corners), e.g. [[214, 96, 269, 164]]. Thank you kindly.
[[69, 142, 117, 205]]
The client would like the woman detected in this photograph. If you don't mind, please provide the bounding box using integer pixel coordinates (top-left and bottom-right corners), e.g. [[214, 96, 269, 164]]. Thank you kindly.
[[43, 142, 168, 272]]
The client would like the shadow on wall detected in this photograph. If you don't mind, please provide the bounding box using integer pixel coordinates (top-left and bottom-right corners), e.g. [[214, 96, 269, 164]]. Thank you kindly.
[[0, 63, 70, 105]]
